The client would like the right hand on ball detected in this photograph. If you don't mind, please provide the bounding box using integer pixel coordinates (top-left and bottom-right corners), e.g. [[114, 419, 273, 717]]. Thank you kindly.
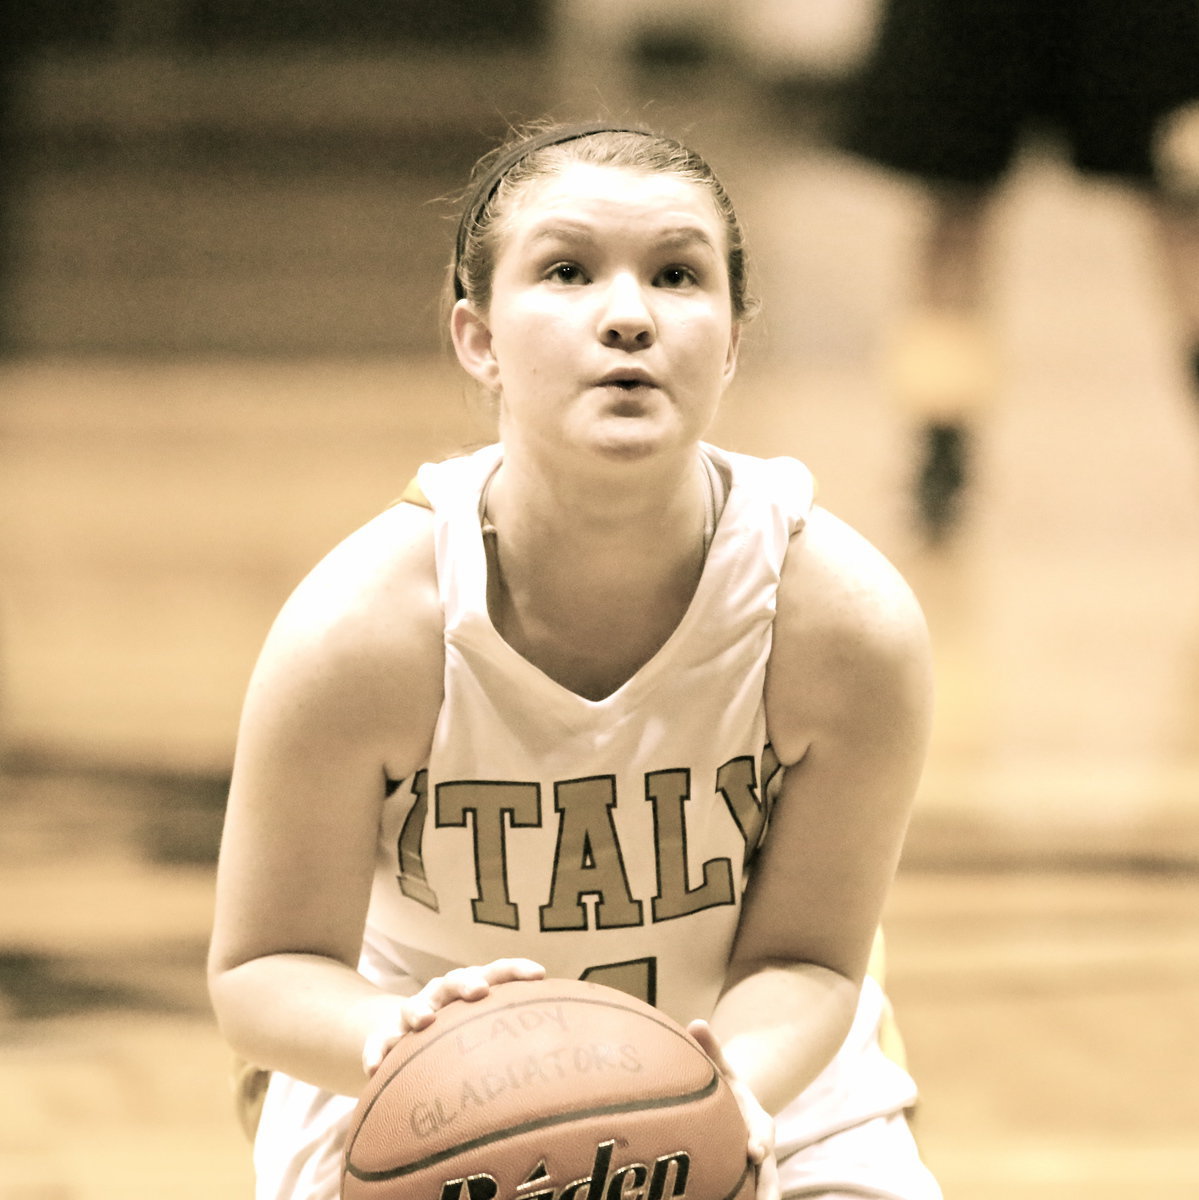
[[361, 958, 545, 1078]]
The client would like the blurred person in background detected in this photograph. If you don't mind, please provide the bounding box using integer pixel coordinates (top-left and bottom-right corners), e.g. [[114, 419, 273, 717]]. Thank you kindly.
[[839, 0, 1199, 542]]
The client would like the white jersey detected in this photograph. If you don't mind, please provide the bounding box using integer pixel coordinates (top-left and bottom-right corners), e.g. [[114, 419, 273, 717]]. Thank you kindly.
[[252, 443, 940, 1200]]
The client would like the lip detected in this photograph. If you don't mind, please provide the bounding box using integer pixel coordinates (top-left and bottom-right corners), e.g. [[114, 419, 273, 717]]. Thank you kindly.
[[595, 367, 658, 389]]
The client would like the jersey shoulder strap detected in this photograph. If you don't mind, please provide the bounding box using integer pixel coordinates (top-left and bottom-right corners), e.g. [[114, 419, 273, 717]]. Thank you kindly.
[[391, 475, 432, 510]]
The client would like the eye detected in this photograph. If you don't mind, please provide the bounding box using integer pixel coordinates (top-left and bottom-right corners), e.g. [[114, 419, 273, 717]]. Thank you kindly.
[[545, 262, 588, 285], [655, 265, 699, 289]]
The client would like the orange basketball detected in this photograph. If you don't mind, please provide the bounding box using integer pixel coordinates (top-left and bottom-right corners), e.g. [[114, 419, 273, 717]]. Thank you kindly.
[[341, 978, 755, 1200]]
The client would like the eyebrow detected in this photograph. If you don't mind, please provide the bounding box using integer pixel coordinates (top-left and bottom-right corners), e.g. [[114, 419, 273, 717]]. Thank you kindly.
[[525, 222, 720, 253]]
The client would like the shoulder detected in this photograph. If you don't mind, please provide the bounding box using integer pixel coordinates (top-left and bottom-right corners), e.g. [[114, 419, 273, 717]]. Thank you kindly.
[[283, 498, 438, 627], [765, 506, 933, 765], [241, 500, 443, 780]]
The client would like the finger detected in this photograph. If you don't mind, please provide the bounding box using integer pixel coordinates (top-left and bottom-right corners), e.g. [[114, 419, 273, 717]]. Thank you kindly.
[[481, 957, 546, 984], [366, 961, 547, 1078], [413, 960, 547, 1022], [433, 959, 544, 1004], [436, 967, 494, 1001], [686, 1019, 725, 1066], [686, 1021, 775, 1166], [397, 990, 440, 1032], [361, 1026, 404, 1077], [755, 1153, 781, 1200], [746, 1113, 775, 1164]]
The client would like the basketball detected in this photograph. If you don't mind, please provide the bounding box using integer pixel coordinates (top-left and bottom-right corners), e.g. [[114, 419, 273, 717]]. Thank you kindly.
[[341, 978, 755, 1200]]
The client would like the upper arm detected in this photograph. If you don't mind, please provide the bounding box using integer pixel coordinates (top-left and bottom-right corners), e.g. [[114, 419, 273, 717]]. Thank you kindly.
[[208, 503, 443, 980], [733, 507, 933, 983]]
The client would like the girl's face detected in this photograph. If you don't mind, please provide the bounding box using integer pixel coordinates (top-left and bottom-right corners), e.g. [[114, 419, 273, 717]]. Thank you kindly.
[[451, 162, 741, 469]]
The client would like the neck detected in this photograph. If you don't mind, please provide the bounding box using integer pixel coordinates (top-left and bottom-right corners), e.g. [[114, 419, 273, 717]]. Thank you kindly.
[[479, 446, 717, 699], [484, 444, 711, 560]]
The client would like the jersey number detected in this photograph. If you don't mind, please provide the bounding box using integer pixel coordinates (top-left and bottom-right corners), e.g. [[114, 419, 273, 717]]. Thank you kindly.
[[580, 957, 657, 1006]]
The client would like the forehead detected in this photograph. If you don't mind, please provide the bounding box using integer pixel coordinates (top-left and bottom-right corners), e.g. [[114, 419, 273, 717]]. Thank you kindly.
[[499, 162, 726, 246]]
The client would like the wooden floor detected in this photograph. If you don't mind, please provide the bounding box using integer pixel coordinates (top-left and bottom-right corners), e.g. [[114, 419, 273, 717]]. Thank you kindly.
[[2, 93, 1199, 1199]]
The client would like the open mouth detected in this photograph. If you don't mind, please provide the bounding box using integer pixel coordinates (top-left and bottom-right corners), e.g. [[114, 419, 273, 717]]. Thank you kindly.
[[599, 373, 656, 390]]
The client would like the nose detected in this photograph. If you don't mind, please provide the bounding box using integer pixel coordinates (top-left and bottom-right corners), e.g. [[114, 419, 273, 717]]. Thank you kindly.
[[597, 272, 655, 350]]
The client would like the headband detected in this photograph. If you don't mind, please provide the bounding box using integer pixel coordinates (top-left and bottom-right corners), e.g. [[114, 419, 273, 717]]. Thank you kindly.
[[452, 123, 650, 301]]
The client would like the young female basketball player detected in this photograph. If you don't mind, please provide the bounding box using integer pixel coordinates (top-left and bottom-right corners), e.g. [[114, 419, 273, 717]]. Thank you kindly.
[[207, 123, 941, 1200]]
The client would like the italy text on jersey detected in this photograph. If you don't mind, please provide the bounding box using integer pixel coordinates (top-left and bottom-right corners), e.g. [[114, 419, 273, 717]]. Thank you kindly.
[[392, 748, 782, 933]]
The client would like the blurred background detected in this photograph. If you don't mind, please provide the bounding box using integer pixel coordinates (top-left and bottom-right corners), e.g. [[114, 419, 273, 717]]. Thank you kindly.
[[1, 2, 1197, 1197]]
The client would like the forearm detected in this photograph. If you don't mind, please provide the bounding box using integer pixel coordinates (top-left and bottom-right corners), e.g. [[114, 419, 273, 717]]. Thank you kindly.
[[708, 959, 860, 1116], [209, 952, 415, 1097]]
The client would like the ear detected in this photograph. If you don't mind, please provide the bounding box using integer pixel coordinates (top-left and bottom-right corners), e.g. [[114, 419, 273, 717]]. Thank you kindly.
[[451, 299, 500, 391], [722, 322, 742, 388]]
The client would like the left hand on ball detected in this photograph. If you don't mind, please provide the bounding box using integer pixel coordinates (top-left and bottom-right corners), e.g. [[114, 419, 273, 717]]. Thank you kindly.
[[687, 1020, 780, 1200]]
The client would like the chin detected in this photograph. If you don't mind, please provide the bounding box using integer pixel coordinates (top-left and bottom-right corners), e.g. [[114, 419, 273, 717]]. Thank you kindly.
[[588, 422, 678, 463]]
